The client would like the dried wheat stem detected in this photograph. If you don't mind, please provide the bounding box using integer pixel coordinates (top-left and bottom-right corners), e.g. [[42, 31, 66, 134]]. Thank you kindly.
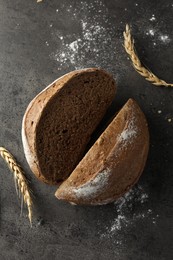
[[123, 24, 173, 87], [0, 147, 33, 226]]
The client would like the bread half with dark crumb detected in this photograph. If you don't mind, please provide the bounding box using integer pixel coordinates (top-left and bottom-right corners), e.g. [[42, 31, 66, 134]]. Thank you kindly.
[[55, 99, 149, 205], [22, 68, 116, 184]]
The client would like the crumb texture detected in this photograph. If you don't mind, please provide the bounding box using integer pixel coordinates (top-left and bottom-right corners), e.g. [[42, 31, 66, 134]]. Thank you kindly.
[[34, 69, 116, 183]]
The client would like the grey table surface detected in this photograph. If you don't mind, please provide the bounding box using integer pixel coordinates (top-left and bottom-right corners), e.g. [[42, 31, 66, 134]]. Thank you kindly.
[[0, 0, 173, 259]]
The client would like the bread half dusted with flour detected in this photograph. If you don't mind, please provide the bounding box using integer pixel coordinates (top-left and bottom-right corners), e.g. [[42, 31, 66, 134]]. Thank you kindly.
[[22, 68, 116, 184], [55, 99, 149, 205]]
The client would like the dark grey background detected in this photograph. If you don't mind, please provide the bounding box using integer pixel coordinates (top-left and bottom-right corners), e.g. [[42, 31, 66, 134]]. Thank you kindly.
[[0, 0, 173, 259]]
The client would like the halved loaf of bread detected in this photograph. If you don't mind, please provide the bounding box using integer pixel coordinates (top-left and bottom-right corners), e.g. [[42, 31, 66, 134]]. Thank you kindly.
[[22, 68, 116, 184], [55, 99, 149, 205]]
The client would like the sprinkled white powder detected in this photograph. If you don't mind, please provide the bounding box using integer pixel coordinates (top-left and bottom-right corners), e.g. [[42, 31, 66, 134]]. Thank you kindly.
[[49, 0, 119, 72], [159, 34, 171, 44], [149, 14, 156, 21], [74, 169, 110, 199], [168, 118, 172, 122], [119, 116, 137, 143], [145, 27, 171, 46], [82, 21, 87, 30], [158, 110, 162, 114], [148, 29, 155, 36], [100, 185, 158, 241], [119, 128, 136, 141], [140, 193, 149, 203], [69, 40, 79, 52]]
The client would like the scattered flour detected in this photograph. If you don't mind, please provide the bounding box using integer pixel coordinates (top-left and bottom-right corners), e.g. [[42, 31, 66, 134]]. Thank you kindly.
[[159, 34, 171, 44], [146, 27, 171, 45], [49, 0, 117, 72], [149, 14, 156, 21], [69, 40, 79, 52], [48, 0, 172, 74], [100, 185, 159, 241], [146, 29, 155, 36]]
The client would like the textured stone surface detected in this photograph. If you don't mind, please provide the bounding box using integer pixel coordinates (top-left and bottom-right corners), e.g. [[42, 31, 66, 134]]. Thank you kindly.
[[0, 0, 173, 259]]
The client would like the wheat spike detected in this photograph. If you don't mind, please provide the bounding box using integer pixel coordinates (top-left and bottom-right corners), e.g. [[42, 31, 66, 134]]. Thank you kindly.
[[123, 24, 173, 87], [0, 147, 33, 226]]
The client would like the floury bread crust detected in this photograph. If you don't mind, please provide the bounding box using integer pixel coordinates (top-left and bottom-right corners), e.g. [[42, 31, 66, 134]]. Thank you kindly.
[[55, 99, 149, 205], [22, 68, 116, 184]]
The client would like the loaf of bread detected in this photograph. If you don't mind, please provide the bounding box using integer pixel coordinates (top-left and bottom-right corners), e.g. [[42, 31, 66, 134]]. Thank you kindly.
[[22, 68, 149, 205], [22, 68, 116, 184], [55, 99, 149, 205]]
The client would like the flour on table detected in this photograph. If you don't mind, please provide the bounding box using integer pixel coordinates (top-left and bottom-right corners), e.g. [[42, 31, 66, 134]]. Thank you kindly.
[[49, 0, 117, 72], [159, 35, 171, 44], [149, 14, 156, 21], [146, 26, 171, 45], [69, 41, 79, 52], [100, 185, 159, 242], [146, 29, 155, 36], [47, 0, 172, 75]]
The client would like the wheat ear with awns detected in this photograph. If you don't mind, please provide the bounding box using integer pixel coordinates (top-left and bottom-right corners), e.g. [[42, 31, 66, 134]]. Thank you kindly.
[[123, 24, 173, 87], [0, 147, 33, 225]]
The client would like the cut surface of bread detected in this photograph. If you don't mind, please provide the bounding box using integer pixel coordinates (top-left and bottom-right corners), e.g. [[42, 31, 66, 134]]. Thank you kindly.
[[22, 68, 116, 184], [55, 99, 149, 205]]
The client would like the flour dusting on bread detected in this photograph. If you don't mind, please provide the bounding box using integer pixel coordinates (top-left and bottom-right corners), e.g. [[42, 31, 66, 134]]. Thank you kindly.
[[119, 116, 137, 143], [73, 169, 110, 199], [120, 128, 136, 141]]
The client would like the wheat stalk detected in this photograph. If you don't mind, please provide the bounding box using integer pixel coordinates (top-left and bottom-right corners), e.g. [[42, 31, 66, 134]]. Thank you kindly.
[[0, 147, 33, 226], [123, 24, 173, 87]]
